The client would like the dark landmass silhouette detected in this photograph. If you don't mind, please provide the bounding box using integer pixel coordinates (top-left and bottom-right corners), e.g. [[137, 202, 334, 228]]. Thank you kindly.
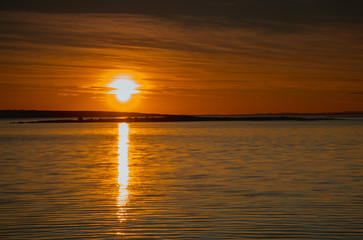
[[12, 116, 337, 124], [1, 110, 363, 118], [2, 110, 362, 124]]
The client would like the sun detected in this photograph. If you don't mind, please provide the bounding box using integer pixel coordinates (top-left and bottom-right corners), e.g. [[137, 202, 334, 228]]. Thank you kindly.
[[107, 77, 140, 102]]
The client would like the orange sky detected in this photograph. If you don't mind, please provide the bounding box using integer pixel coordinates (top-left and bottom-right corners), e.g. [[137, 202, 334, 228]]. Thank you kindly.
[[0, 1, 362, 114]]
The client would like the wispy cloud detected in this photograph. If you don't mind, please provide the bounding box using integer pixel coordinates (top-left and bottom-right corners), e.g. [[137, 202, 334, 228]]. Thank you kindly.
[[0, 10, 362, 112]]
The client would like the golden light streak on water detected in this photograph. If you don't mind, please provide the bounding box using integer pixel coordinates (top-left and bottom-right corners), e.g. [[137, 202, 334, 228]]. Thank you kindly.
[[117, 123, 129, 222]]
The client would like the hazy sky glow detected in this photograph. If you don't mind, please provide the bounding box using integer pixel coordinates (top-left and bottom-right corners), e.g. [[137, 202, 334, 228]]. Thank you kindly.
[[0, 0, 362, 114]]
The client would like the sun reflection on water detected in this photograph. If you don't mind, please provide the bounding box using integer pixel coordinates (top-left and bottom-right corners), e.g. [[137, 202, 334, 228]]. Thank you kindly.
[[117, 123, 129, 222]]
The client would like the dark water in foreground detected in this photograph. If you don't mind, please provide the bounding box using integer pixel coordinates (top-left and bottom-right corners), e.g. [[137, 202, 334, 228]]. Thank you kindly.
[[0, 120, 362, 239]]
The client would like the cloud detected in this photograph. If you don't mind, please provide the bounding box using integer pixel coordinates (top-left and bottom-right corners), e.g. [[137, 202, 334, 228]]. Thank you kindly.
[[347, 91, 363, 95], [0, 11, 362, 99], [1, 1, 362, 25]]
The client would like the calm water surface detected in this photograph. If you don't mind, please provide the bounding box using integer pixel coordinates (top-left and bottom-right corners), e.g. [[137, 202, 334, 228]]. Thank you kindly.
[[0, 120, 362, 239]]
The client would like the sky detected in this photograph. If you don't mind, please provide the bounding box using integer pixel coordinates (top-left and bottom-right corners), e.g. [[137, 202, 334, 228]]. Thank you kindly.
[[0, 0, 362, 114]]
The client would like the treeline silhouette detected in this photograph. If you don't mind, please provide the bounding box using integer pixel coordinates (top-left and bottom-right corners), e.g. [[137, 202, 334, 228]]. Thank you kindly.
[[1, 110, 362, 119]]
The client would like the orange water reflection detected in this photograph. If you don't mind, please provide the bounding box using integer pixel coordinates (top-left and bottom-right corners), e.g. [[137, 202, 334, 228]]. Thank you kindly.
[[117, 123, 129, 222]]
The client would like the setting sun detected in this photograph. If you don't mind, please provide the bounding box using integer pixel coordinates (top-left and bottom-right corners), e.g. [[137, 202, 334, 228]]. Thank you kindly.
[[107, 77, 140, 103]]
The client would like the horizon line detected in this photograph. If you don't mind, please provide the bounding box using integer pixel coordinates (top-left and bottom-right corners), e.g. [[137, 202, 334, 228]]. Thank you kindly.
[[1, 109, 363, 116]]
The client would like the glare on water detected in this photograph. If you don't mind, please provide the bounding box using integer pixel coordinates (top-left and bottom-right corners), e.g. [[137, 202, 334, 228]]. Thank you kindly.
[[117, 123, 129, 222]]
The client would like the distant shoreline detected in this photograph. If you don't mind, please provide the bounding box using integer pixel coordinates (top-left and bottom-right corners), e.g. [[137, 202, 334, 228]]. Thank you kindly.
[[1, 110, 362, 119], [10, 115, 345, 124], [2, 110, 362, 124]]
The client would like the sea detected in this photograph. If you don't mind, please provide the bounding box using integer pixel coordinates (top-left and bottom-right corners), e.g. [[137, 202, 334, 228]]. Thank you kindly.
[[0, 118, 362, 239]]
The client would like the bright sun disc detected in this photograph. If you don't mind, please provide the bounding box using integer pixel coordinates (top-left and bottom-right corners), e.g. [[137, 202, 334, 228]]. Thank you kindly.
[[108, 78, 140, 102]]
